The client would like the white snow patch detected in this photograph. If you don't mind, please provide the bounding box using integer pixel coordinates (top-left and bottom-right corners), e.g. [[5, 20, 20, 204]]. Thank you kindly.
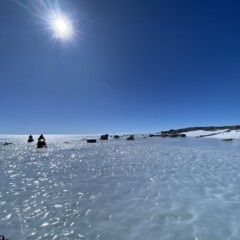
[[182, 129, 240, 139]]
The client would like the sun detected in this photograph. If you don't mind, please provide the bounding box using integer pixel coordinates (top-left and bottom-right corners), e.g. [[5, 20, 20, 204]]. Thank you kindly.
[[55, 18, 67, 33], [22, 0, 78, 43], [51, 14, 73, 40]]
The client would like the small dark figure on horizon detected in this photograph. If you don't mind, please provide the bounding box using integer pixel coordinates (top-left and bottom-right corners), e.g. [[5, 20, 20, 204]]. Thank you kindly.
[[28, 135, 34, 143], [0, 235, 8, 240], [38, 134, 45, 141], [37, 134, 47, 148]]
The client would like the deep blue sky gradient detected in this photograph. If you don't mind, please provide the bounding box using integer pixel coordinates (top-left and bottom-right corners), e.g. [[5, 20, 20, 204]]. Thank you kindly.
[[1, 0, 240, 134]]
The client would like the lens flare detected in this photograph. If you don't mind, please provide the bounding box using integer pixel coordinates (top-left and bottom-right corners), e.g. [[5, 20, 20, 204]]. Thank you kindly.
[[16, 0, 78, 44], [50, 12, 74, 40]]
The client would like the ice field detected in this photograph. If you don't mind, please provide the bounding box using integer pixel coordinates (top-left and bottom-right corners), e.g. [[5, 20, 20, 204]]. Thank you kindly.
[[1, 135, 240, 240]]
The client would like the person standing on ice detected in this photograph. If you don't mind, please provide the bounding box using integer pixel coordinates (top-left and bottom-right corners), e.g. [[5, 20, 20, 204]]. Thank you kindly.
[[37, 134, 47, 148], [28, 134, 34, 142]]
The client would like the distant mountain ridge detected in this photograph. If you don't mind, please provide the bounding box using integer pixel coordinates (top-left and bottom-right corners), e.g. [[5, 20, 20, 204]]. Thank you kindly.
[[160, 125, 240, 134]]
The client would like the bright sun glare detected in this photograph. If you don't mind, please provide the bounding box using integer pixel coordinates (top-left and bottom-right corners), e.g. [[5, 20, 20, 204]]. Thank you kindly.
[[51, 15, 73, 40], [22, 0, 77, 43]]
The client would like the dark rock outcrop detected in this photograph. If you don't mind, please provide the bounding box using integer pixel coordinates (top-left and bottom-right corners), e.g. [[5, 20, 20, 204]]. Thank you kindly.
[[149, 133, 186, 138], [87, 139, 96, 143], [114, 135, 120, 139], [223, 138, 233, 141], [159, 125, 240, 135], [179, 134, 186, 137], [127, 135, 134, 140], [2, 142, 12, 146], [149, 134, 162, 137], [197, 132, 222, 138], [100, 134, 109, 140]]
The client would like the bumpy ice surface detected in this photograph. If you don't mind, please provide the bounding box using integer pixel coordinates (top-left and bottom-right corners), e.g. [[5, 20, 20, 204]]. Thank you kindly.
[[1, 135, 240, 240]]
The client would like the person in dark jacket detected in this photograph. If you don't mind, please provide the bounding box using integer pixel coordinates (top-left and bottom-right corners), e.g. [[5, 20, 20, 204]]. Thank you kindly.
[[28, 135, 34, 143], [37, 134, 47, 148]]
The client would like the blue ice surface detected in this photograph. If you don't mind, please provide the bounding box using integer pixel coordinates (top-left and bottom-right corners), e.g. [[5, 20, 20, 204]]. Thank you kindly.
[[0, 135, 240, 240]]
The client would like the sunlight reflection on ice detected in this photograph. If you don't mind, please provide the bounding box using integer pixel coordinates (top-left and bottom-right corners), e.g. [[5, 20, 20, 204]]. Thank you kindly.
[[0, 135, 240, 239]]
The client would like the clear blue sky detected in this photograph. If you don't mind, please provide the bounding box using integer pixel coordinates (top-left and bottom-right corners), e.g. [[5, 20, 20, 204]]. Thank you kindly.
[[1, 0, 240, 134]]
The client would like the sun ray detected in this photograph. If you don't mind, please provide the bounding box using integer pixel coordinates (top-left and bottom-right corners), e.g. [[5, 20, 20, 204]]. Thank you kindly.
[[17, 0, 78, 44]]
